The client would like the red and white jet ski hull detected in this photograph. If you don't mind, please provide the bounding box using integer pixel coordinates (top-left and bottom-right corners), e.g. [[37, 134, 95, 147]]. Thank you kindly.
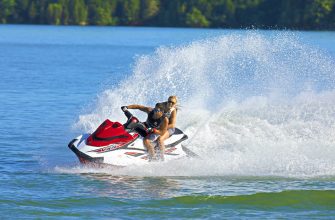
[[68, 119, 194, 166]]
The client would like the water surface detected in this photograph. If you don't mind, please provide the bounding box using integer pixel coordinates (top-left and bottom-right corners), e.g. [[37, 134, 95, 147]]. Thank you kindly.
[[1, 25, 335, 219]]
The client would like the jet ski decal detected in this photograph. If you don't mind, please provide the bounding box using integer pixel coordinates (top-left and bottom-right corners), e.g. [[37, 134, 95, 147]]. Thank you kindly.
[[125, 152, 145, 157], [88, 136, 138, 153], [89, 143, 126, 153]]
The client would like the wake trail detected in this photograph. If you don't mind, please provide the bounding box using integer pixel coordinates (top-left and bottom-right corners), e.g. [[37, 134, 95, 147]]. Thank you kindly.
[[68, 31, 335, 177]]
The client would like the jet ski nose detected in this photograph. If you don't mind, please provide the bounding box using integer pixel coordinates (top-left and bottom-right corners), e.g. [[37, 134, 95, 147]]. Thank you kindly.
[[68, 139, 77, 149], [68, 138, 104, 164]]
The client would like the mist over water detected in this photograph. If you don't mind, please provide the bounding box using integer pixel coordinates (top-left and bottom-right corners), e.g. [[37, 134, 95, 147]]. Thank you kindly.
[[74, 32, 335, 177]]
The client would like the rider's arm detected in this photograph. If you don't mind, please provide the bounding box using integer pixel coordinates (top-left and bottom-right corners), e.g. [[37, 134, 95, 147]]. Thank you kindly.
[[167, 109, 177, 129], [153, 117, 168, 136], [127, 104, 152, 114]]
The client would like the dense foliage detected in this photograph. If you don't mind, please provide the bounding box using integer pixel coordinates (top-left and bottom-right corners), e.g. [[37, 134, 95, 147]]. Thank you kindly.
[[0, 0, 334, 29]]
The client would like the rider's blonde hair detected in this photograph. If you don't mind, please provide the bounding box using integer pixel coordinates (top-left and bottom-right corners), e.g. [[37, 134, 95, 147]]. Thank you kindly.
[[168, 96, 178, 104], [167, 95, 178, 112]]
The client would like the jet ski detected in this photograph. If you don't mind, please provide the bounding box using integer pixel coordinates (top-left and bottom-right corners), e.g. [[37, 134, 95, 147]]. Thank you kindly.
[[68, 115, 196, 167]]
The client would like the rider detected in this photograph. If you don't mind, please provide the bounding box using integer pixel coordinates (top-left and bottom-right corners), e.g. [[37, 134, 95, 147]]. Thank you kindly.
[[121, 103, 168, 161], [157, 96, 178, 159]]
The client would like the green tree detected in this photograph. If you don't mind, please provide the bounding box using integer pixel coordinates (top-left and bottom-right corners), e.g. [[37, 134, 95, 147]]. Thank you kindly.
[[121, 0, 140, 25], [209, 0, 236, 27], [47, 3, 62, 25], [234, 0, 264, 27], [87, 0, 115, 25], [94, 7, 112, 25], [12, 0, 29, 23], [186, 7, 209, 27], [71, 0, 87, 25], [36, 1, 49, 24], [28, 1, 37, 23], [279, 0, 306, 29], [0, 0, 335, 29], [60, 0, 70, 25], [157, 0, 187, 26], [304, 0, 335, 29], [141, 0, 159, 23], [0, 0, 15, 23]]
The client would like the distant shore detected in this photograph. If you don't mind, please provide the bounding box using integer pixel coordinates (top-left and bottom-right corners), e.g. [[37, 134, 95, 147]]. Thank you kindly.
[[1, 0, 334, 31]]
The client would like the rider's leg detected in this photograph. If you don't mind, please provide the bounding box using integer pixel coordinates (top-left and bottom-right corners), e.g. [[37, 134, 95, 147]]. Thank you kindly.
[[158, 131, 170, 161], [143, 137, 155, 159]]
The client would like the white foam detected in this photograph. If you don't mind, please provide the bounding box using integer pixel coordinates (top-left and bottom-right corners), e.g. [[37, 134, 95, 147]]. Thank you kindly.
[[71, 32, 335, 177]]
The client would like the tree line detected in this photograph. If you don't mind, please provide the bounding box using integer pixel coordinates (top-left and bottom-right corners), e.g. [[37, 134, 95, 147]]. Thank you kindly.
[[0, 0, 334, 30]]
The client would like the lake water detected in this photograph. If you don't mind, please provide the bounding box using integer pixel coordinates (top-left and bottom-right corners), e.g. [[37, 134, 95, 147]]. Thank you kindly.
[[0, 25, 335, 219]]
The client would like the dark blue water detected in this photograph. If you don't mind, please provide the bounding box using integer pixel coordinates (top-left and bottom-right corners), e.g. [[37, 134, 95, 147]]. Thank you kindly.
[[1, 25, 335, 219]]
